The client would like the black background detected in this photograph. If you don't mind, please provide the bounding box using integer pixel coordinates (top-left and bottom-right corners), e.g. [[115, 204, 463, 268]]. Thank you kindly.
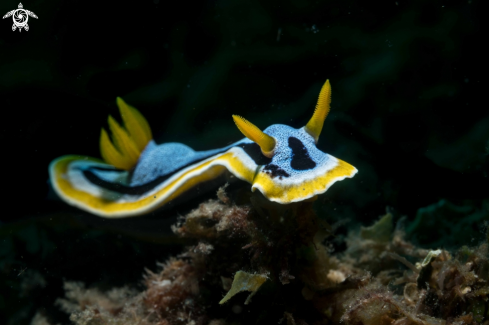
[[0, 0, 487, 323], [0, 0, 486, 220]]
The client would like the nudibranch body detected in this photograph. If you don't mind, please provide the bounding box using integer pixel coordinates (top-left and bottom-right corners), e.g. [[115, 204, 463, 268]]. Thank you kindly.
[[49, 80, 357, 218]]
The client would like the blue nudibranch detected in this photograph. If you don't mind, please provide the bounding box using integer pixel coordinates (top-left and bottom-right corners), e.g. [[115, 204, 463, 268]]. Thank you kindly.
[[49, 80, 357, 218]]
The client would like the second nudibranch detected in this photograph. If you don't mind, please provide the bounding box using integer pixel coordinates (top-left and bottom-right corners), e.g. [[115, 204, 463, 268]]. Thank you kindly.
[[49, 80, 357, 218]]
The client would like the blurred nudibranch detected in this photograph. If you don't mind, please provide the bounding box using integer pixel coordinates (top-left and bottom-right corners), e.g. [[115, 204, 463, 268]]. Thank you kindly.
[[49, 80, 357, 218]]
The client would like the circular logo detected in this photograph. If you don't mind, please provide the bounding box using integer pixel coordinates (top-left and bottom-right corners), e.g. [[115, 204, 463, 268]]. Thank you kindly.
[[13, 9, 28, 27], [3, 3, 38, 32]]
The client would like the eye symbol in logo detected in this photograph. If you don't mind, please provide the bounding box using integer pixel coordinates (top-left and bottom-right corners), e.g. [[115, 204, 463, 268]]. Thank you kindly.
[[2, 3, 38, 32]]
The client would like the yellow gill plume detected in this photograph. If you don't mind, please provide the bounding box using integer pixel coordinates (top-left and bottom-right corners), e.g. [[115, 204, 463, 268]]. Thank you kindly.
[[304, 79, 331, 143], [100, 98, 153, 170], [117, 97, 152, 151], [232, 115, 276, 158]]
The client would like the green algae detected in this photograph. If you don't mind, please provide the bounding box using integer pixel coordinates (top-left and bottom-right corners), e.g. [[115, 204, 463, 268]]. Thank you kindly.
[[406, 199, 489, 248], [360, 212, 393, 243], [219, 271, 268, 305]]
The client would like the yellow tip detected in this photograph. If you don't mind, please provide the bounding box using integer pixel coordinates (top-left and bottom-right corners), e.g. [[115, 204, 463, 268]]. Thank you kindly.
[[116, 97, 152, 151], [232, 115, 275, 157], [100, 128, 133, 170], [99, 98, 153, 170], [304, 79, 331, 142]]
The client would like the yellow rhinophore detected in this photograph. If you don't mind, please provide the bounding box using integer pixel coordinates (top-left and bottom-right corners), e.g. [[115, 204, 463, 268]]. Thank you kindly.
[[304, 79, 331, 142], [232, 115, 276, 157]]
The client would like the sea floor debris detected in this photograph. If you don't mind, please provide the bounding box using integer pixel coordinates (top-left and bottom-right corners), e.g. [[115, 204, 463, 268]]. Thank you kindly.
[[32, 186, 489, 325]]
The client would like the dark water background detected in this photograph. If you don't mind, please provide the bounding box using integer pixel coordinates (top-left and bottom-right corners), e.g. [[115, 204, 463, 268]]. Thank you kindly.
[[0, 0, 487, 324]]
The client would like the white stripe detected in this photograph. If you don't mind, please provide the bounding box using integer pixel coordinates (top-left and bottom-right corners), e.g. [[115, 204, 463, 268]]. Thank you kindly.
[[56, 147, 256, 217]]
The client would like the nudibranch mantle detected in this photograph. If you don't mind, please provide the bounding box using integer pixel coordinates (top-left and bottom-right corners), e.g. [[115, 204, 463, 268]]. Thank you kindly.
[[49, 79, 357, 218], [248, 124, 356, 202]]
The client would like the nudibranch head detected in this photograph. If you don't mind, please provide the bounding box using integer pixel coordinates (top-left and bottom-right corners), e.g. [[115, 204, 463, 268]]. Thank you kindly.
[[232, 79, 357, 203]]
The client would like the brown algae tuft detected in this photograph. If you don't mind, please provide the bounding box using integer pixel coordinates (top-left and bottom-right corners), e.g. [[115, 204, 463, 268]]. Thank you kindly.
[[48, 186, 489, 325]]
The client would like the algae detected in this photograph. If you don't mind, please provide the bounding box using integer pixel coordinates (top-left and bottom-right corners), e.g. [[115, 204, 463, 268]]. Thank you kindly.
[[406, 199, 489, 248], [219, 271, 267, 305], [360, 212, 393, 243], [28, 185, 489, 325]]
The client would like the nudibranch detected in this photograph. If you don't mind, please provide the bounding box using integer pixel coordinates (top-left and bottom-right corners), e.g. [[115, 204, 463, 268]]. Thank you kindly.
[[49, 80, 357, 218]]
